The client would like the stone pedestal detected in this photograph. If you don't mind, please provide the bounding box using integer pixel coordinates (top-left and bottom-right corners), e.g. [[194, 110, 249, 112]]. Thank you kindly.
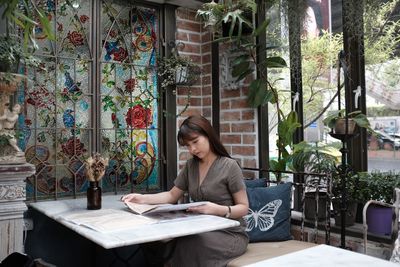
[[0, 163, 35, 261]]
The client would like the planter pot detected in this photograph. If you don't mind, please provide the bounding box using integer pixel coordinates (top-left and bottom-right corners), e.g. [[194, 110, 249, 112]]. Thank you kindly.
[[175, 66, 189, 85], [304, 192, 327, 221], [366, 204, 393, 236], [332, 199, 357, 227], [334, 118, 356, 134]]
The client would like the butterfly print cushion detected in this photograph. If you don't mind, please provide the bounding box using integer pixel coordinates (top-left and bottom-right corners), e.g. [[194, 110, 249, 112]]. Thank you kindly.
[[244, 182, 292, 242]]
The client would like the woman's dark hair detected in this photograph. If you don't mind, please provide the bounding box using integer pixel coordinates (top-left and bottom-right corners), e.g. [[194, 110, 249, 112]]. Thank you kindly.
[[177, 115, 231, 158]]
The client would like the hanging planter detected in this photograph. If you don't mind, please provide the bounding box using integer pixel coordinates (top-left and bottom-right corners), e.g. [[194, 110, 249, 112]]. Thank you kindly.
[[158, 54, 198, 88], [334, 118, 356, 134], [197, 0, 256, 38]]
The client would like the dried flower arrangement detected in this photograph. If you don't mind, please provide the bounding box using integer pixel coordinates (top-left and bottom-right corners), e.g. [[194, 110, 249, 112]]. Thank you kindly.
[[84, 153, 109, 182]]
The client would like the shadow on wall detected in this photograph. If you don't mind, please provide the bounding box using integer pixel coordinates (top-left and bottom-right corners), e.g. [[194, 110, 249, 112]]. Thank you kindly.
[[25, 209, 146, 267]]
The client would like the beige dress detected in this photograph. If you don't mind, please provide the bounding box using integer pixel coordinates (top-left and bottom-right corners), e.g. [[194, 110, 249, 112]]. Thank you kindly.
[[169, 156, 248, 267]]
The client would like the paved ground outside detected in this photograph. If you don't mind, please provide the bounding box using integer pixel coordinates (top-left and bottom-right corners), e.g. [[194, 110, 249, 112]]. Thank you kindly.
[[368, 149, 400, 171]]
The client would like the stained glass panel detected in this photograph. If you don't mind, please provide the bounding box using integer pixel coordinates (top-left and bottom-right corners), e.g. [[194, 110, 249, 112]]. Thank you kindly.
[[100, 1, 160, 192], [19, 0, 161, 200]]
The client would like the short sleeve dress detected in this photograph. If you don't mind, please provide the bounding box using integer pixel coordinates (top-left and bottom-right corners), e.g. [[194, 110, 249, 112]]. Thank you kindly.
[[169, 156, 249, 267]]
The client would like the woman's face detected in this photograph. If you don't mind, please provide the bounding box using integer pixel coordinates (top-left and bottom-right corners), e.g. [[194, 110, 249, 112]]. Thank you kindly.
[[184, 134, 212, 160]]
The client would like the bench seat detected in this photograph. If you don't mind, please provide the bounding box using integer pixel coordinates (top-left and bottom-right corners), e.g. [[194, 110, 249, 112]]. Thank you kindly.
[[228, 240, 317, 267]]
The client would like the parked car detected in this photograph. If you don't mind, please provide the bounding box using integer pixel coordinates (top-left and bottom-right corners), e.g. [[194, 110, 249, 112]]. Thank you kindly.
[[368, 130, 400, 150]]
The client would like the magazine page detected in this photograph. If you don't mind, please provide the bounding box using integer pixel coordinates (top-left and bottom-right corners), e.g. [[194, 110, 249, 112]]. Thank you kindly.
[[124, 201, 208, 215], [124, 202, 171, 215], [62, 209, 157, 233], [148, 201, 208, 214]]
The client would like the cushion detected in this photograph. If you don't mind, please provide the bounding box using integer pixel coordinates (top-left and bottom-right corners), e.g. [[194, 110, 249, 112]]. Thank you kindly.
[[244, 178, 267, 188], [244, 182, 292, 242]]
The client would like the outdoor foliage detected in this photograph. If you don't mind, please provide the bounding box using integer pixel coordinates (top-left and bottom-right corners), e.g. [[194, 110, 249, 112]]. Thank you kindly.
[[357, 171, 400, 204]]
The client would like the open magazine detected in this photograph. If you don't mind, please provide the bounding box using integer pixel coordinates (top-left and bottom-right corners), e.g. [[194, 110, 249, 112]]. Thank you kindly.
[[124, 201, 208, 215]]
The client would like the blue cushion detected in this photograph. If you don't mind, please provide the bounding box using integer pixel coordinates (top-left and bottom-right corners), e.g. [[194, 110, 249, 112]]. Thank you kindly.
[[244, 178, 267, 188], [244, 182, 292, 242]]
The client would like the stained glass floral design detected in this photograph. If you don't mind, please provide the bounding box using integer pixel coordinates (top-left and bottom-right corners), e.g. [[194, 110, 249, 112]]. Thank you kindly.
[[19, 1, 160, 200]]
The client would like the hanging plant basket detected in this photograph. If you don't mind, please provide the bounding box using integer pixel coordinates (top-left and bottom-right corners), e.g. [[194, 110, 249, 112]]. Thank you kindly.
[[221, 9, 253, 37], [333, 118, 356, 134]]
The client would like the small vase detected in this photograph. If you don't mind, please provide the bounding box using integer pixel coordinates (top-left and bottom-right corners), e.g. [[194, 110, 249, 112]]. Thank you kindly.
[[87, 181, 102, 210]]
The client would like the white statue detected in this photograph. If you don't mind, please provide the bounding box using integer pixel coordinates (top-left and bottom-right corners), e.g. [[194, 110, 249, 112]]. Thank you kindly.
[[0, 103, 24, 161]]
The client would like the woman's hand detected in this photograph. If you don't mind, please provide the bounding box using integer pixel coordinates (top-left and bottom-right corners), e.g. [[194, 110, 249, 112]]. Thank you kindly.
[[187, 202, 225, 216], [121, 193, 145, 204]]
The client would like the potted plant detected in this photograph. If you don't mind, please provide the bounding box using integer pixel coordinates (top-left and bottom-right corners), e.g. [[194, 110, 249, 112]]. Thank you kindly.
[[358, 171, 400, 236], [0, 0, 53, 99], [331, 170, 363, 226], [289, 141, 340, 221], [157, 54, 198, 88], [157, 47, 201, 117], [322, 109, 373, 135], [196, 0, 256, 38]]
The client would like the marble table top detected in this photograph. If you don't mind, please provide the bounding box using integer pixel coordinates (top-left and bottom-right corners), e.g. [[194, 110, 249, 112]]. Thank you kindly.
[[245, 244, 398, 267], [29, 194, 239, 249]]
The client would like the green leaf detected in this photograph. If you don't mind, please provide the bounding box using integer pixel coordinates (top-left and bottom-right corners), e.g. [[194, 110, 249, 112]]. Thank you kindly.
[[265, 56, 287, 68], [253, 19, 269, 36], [232, 55, 249, 66], [247, 80, 268, 107], [232, 61, 250, 77]]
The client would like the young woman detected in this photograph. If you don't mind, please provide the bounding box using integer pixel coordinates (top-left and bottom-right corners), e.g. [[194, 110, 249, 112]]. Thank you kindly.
[[122, 115, 249, 267]]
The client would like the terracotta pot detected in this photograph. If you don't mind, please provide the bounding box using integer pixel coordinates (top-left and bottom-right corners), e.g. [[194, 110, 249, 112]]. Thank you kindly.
[[334, 118, 356, 134]]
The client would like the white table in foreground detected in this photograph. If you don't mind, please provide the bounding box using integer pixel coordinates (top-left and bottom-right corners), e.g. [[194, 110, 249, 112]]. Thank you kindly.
[[245, 244, 398, 267], [29, 195, 239, 249]]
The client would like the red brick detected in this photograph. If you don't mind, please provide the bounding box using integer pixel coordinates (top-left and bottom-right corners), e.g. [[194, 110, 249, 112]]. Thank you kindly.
[[202, 43, 211, 53], [232, 122, 255, 132], [202, 32, 212, 42], [202, 63, 211, 74], [220, 100, 230, 109], [177, 20, 201, 32], [181, 43, 200, 54], [243, 158, 257, 168], [202, 97, 211, 105], [221, 134, 241, 144], [176, 8, 198, 20], [202, 108, 211, 117], [177, 87, 201, 96], [202, 54, 211, 63], [188, 55, 202, 64], [202, 86, 211, 95], [181, 108, 202, 117], [232, 146, 255, 156], [176, 32, 188, 41], [221, 111, 241, 121], [242, 110, 254, 120], [243, 134, 256, 144], [202, 75, 211, 84], [221, 89, 241, 98], [241, 86, 250, 96], [231, 98, 250, 109], [220, 123, 231, 132], [189, 34, 201, 43]]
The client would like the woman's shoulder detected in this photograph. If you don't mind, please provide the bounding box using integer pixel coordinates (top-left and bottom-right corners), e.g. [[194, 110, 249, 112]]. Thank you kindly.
[[218, 156, 240, 169]]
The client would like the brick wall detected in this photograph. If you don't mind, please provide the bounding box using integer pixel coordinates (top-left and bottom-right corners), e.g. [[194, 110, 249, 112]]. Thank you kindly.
[[175, 8, 213, 170], [175, 8, 258, 176]]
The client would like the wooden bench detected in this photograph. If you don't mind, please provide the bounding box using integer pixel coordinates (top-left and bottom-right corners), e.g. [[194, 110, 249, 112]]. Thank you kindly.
[[228, 240, 317, 267]]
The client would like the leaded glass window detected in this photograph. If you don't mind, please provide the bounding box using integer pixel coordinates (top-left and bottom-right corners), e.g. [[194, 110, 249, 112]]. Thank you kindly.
[[17, 0, 161, 200]]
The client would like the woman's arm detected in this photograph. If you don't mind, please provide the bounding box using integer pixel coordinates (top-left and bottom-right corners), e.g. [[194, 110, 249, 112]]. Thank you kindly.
[[121, 186, 184, 205], [187, 188, 249, 219]]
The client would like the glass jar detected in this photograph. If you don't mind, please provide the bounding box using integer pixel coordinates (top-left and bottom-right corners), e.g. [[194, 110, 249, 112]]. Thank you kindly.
[[87, 181, 101, 210]]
